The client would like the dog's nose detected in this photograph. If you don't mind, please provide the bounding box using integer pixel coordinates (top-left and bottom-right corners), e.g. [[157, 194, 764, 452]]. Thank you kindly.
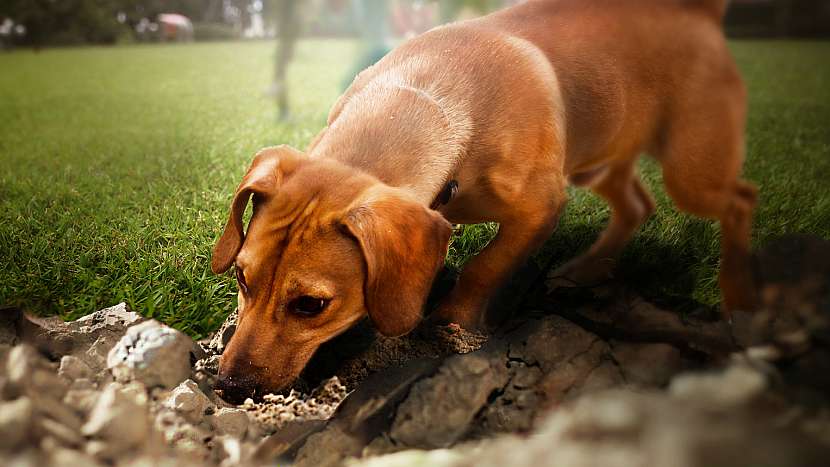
[[215, 373, 258, 404]]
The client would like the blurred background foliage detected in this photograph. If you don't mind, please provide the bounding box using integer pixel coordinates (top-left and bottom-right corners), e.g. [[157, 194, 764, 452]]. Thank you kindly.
[[1, 0, 829, 49]]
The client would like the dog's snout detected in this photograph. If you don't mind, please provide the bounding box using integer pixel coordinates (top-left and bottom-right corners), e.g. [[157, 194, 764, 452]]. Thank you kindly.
[[215, 373, 258, 404]]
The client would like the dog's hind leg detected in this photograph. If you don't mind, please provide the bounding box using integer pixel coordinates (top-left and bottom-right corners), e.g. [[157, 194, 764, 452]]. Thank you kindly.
[[549, 160, 655, 287], [656, 84, 757, 316]]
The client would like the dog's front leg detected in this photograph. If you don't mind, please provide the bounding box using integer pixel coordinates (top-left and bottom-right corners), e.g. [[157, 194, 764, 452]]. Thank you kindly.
[[435, 201, 564, 329]]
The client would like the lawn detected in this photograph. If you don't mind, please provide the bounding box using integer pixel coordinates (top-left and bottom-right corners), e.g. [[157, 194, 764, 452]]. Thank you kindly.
[[1, 40, 828, 337]]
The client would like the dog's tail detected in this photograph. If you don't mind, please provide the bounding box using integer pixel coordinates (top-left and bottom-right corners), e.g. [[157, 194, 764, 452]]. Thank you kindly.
[[686, 0, 730, 21]]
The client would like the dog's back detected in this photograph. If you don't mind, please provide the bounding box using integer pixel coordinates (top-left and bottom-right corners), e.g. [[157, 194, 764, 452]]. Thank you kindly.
[[480, 0, 741, 171], [331, 0, 741, 178]]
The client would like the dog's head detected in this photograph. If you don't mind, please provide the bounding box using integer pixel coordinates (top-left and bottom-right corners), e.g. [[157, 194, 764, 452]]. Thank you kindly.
[[211, 146, 452, 402]]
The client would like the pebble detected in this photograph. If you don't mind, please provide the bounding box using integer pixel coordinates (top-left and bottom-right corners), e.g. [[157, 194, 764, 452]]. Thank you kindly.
[[82, 383, 149, 452], [107, 320, 194, 388], [58, 355, 93, 380], [165, 379, 214, 421], [0, 397, 34, 449], [210, 408, 249, 438]]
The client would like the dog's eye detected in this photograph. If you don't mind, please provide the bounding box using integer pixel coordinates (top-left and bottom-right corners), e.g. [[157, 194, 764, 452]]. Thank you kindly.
[[288, 296, 329, 316], [235, 267, 248, 293]]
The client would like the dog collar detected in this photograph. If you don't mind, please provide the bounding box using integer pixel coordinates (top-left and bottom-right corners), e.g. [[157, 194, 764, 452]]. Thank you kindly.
[[430, 180, 458, 210]]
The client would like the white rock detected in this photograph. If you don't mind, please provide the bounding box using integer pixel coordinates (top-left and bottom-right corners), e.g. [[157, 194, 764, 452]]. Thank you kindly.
[[669, 363, 767, 406], [74, 302, 142, 331], [58, 355, 93, 380], [216, 436, 243, 466], [165, 379, 213, 421], [107, 320, 193, 388], [81, 383, 149, 452], [5, 345, 34, 383], [210, 407, 249, 438], [0, 397, 34, 449]]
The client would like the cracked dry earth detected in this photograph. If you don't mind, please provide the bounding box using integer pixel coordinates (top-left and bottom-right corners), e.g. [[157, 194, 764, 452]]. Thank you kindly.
[[2, 234, 830, 466]]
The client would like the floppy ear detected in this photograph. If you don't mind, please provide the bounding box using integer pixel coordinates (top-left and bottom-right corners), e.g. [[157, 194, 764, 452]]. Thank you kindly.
[[211, 145, 305, 274], [342, 188, 453, 336]]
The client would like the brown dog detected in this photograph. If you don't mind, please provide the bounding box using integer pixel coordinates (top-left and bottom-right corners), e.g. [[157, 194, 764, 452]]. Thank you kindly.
[[212, 0, 756, 400]]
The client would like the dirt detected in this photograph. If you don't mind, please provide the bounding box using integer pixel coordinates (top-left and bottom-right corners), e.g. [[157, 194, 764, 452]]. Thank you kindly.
[[301, 320, 488, 390]]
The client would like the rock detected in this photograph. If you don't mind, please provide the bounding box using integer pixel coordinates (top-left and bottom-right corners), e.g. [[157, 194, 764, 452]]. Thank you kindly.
[[81, 383, 150, 452], [192, 354, 221, 395], [210, 408, 249, 438], [37, 418, 84, 448], [538, 292, 736, 356], [118, 381, 150, 406], [15, 303, 143, 370], [610, 341, 691, 387], [517, 316, 622, 404], [253, 419, 328, 464], [4, 344, 67, 401], [450, 387, 827, 467], [206, 310, 238, 354], [73, 303, 142, 331], [49, 447, 103, 467], [63, 388, 98, 414], [291, 361, 438, 466], [0, 344, 8, 374], [214, 435, 255, 467], [58, 355, 93, 380], [154, 413, 212, 460], [84, 335, 117, 371], [0, 307, 23, 346], [5, 344, 38, 386], [347, 448, 463, 467], [0, 397, 34, 450], [389, 349, 510, 449], [669, 362, 768, 407], [84, 440, 120, 461], [479, 316, 620, 436], [165, 379, 213, 422], [32, 395, 84, 432], [294, 425, 363, 467], [69, 378, 96, 391], [107, 320, 194, 388]]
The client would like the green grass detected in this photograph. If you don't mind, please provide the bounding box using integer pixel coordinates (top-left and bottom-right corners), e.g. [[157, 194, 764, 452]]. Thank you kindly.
[[1, 40, 828, 337]]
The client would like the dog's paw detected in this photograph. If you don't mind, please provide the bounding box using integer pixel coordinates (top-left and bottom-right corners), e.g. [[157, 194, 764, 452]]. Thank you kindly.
[[547, 255, 616, 291], [431, 300, 487, 331]]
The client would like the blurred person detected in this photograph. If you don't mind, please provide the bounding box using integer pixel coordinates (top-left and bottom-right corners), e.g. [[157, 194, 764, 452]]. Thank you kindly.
[[267, 0, 300, 120], [438, 0, 508, 23], [343, 0, 512, 88], [390, 1, 438, 38], [343, 0, 392, 88]]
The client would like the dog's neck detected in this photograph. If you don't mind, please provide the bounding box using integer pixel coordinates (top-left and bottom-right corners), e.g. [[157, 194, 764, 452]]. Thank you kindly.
[[309, 78, 471, 205]]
